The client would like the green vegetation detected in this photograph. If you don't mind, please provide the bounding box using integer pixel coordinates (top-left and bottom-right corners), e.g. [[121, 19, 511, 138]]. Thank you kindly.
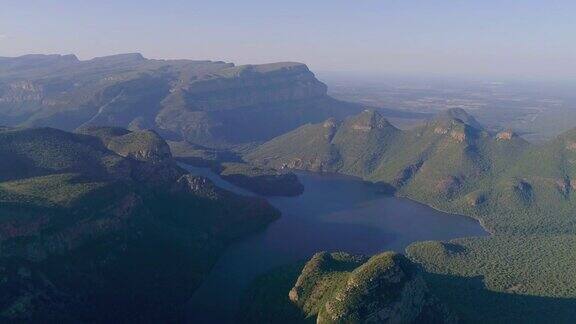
[[238, 263, 312, 324], [407, 236, 576, 323], [247, 108, 576, 322], [241, 251, 455, 323], [0, 126, 279, 322], [216, 162, 304, 196]]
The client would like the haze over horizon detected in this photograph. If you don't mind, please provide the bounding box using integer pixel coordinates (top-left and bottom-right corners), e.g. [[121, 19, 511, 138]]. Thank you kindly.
[[1, 0, 575, 80]]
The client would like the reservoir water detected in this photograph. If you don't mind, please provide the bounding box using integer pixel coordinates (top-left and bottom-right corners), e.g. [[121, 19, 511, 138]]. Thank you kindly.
[[181, 165, 488, 323]]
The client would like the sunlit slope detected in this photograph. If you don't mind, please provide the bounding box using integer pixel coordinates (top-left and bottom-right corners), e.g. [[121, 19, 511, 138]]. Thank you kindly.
[[247, 108, 576, 322]]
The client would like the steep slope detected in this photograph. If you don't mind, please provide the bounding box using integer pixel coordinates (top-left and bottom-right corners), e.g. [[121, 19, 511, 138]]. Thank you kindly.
[[240, 252, 455, 323], [247, 108, 576, 322], [0, 126, 279, 322], [247, 108, 532, 231], [247, 110, 402, 176], [0, 53, 362, 147]]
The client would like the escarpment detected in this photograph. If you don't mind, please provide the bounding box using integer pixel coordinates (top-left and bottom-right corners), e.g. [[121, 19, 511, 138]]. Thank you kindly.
[[0, 54, 361, 147]]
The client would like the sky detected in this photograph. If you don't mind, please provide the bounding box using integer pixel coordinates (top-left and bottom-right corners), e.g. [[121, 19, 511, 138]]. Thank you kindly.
[[0, 0, 575, 80]]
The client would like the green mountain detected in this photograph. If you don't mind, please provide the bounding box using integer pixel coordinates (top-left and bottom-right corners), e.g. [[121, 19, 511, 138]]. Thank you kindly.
[[247, 108, 534, 232], [0, 126, 279, 322], [247, 108, 576, 322], [240, 251, 456, 323], [247, 110, 402, 177], [0, 54, 362, 147]]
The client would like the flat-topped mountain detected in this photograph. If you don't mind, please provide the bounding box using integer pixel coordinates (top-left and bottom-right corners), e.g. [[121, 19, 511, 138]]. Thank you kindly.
[[0, 53, 361, 147], [0, 125, 279, 322]]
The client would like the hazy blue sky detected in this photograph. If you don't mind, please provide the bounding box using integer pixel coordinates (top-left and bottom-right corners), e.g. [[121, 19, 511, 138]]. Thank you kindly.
[[1, 0, 574, 79]]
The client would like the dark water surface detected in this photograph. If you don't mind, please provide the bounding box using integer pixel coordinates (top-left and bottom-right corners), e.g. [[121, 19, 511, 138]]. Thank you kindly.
[[180, 165, 488, 323]]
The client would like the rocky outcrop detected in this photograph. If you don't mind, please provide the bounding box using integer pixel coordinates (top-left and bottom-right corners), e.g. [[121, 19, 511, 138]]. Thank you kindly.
[[496, 130, 516, 141], [450, 130, 466, 143], [172, 174, 220, 199], [246, 110, 400, 174], [566, 141, 576, 151], [434, 126, 449, 135], [433, 123, 468, 143], [0, 81, 44, 104], [289, 251, 456, 324], [350, 110, 393, 132]]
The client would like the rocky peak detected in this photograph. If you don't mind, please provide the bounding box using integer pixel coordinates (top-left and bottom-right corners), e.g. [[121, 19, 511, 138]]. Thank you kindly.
[[496, 129, 517, 141], [289, 251, 456, 324], [322, 117, 339, 129], [434, 108, 483, 130], [349, 109, 394, 132], [429, 110, 486, 144], [431, 120, 470, 143], [172, 174, 219, 199]]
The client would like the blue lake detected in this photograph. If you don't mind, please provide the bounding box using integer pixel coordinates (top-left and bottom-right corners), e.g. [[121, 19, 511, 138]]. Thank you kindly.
[[181, 165, 488, 323]]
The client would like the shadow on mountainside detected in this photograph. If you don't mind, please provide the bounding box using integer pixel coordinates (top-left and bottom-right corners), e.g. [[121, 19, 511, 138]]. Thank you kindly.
[[423, 273, 576, 323]]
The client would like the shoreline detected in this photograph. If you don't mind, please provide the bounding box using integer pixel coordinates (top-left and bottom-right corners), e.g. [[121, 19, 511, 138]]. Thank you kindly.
[[291, 168, 494, 237]]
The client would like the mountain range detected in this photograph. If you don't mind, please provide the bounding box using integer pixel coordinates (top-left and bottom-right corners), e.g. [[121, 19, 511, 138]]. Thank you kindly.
[[246, 108, 576, 321], [2, 53, 576, 323], [0, 53, 365, 148]]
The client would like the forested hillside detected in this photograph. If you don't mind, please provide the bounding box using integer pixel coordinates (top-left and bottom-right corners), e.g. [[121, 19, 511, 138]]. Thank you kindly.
[[247, 108, 576, 322]]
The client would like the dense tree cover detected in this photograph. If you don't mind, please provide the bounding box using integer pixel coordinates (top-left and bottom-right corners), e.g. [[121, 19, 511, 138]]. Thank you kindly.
[[0, 126, 279, 322], [240, 252, 455, 323], [247, 108, 576, 321]]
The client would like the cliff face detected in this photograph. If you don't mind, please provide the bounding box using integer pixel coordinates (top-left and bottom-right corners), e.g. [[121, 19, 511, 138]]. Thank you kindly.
[[169, 63, 327, 112], [289, 252, 456, 324], [0, 54, 359, 147]]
